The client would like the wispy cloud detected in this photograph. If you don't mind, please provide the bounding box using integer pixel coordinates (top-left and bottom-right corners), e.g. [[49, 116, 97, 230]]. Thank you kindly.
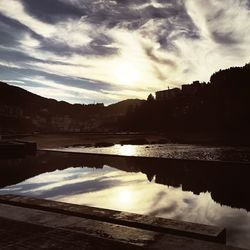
[[0, 0, 249, 104]]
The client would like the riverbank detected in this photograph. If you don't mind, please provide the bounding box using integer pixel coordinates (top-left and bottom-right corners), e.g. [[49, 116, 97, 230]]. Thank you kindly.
[[15, 133, 168, 149], [3, 130, 248, 150], [12, 132, 249, 149]]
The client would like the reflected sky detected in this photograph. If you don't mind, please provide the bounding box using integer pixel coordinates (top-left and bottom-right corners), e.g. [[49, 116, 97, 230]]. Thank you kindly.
[[1, 165, 250, 249]]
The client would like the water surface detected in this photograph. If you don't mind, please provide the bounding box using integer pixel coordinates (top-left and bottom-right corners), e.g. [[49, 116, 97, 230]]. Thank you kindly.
[[0, 151, 250, 249], [55, 143, 250, 162]]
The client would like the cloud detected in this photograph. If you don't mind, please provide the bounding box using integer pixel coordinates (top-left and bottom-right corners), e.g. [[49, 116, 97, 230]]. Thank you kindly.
[[20, 0, 84, 23], [179, 0, 250, 82], [0, 0, 250, 104], [186, 0, 250, 45], [0, 64, 123, 104], [0, 14, 26, 47], [142, 44, 177, 68], [0, 0, 56, 37]]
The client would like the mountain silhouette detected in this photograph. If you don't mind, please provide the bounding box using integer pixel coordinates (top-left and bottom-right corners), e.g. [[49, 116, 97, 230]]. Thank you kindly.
[[0, 81, 143, 133]]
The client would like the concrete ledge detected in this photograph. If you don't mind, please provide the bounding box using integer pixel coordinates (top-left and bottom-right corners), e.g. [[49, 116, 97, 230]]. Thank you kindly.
[[0, 194, 226, 244], [0, 216, 146, 250], [0, 141, 36, 158], [0, 203, 160, 248]]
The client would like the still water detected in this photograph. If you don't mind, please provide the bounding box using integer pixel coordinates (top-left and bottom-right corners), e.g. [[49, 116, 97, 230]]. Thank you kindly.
[[0, 150, 250, 249]]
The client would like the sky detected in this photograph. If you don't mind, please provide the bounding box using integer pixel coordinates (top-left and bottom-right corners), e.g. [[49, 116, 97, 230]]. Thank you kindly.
[[0, 0, 250, 105]]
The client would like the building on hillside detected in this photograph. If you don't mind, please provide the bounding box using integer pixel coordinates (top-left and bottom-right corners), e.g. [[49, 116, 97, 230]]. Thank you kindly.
[[181, 81, 206, 96], [50, 115, 72, 132], [155, 87, 181, 101], [0, 105, 23, 117]]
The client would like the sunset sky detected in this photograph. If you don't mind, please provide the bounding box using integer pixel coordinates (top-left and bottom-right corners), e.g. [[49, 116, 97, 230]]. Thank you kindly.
[[0, 0, 250, 104]]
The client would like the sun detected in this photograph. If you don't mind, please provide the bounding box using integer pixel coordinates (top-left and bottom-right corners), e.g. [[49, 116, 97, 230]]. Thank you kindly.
[[113, 62, 140, 86]]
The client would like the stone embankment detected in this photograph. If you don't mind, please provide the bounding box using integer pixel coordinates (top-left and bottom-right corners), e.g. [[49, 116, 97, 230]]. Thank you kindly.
[[0, 194, 245, 250]]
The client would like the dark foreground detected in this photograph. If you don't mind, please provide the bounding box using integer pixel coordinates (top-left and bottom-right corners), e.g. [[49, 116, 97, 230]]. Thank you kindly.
[[0, 194, 245, 250]]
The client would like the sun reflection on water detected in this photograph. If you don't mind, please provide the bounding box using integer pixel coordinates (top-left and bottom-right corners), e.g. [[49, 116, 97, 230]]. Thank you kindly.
[[118, 145, 138, 156], [1, 164, 250, 249], [118, 189, 132, 203]]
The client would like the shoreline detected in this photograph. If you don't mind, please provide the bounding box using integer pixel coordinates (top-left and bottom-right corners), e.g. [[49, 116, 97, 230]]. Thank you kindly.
[[13, 133, 168, 149], [11, 133, 250, 149]]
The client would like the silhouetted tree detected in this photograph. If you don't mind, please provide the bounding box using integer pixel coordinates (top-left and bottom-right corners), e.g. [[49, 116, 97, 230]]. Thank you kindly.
[[147, 93, 155, 102]]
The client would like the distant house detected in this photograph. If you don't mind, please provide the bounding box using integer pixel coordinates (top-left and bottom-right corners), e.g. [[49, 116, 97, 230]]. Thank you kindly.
[[51, 115, 72, 132], [181, 81, 205, 96], [155, 88, 181, 101], [0, 104, 24, 118]]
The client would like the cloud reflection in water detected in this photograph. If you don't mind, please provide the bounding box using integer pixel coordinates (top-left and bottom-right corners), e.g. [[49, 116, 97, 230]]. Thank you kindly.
[[0, 165, 250, 249]]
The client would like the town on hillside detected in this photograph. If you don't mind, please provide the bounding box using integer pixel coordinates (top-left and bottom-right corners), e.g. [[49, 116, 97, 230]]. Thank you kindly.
[[155, 81, 206, 101], [0, 63, 250, 145]]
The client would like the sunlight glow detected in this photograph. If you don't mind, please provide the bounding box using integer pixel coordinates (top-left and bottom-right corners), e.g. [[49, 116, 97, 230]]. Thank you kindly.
[[118, 189, 133, 204], [113, 62, 141, 86], [118, 145, 137, 156]]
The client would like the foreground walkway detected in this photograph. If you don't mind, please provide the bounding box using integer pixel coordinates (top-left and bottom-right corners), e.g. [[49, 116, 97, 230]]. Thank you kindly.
[[0, 195, 245, 250]]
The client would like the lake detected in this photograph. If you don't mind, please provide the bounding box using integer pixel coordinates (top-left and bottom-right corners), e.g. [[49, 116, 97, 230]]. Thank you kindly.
[[0, 146, 250, 249]]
